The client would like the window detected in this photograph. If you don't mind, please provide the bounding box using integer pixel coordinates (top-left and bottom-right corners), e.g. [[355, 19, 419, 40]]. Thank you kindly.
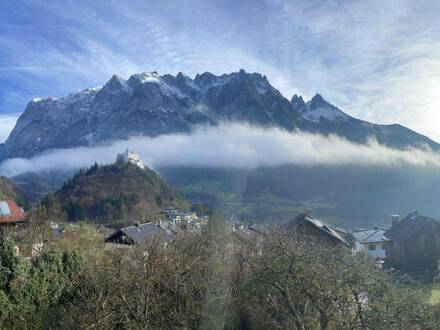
[[368, 244, 376, 251], [0, 201, 11, 216]]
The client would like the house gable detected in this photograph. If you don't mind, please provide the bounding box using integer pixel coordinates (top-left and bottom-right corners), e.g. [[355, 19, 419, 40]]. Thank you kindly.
[[385, 212, 440, 274]]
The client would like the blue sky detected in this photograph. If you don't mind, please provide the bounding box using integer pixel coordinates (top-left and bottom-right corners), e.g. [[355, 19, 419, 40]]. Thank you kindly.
[[1, 0, 440, 141]]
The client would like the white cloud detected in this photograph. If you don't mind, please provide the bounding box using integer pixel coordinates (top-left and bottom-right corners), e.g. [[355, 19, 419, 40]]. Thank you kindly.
[[2, 123, 440, 177], [3, 0, 440, 142], [268, 0, 440, 141]]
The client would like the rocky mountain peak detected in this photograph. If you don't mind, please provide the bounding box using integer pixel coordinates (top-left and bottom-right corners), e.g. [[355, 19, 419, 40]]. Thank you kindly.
[[127, 71, 161, 88], [107, 74, 125, 86], [297, 94, 353, 123], [194, 72, 223, 88], [101, 75, 132, 94], [308, 93, 329, 110], [176, 71, 191, 82], [291, 94, 305, 111], [2, 70, 439, 163], [238, 68, 247, 76]]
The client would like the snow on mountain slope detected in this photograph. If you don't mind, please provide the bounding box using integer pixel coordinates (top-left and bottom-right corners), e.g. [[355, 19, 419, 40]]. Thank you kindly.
[[1, 70, 439, 162], [294, 93, 352, 123]]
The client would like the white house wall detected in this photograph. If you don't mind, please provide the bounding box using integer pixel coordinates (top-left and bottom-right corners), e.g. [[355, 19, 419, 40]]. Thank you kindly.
[[354, 241, 386, 259]]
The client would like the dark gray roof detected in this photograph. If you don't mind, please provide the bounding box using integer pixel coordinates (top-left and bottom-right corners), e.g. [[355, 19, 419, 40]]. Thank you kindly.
[[106, 222, 173, 244], [351, 228, 388, 244]]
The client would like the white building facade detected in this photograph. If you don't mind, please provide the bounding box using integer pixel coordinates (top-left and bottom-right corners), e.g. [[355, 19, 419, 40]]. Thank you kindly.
[[117, 149, 145, 169], [351, 227, 388, 259]]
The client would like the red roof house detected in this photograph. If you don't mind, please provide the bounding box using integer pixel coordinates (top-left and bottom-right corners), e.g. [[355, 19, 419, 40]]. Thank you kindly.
[[0, 198, 25, 225]]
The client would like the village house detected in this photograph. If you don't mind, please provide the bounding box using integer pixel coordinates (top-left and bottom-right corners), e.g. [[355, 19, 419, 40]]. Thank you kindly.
[[105, 221, 173, 245], [181, 212, 197, 222], [350, 227, 388, 260], [164, 208, 182, 226], [0, 198, 26, 225], [291, 211, 349, 247], [385, 211, 440, 277], [186, 217, 209, 232], [163, 207, 207, 232]]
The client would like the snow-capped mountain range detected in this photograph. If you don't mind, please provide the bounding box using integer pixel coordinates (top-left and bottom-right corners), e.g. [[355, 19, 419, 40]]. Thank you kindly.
[[1, 69, 438, 162]]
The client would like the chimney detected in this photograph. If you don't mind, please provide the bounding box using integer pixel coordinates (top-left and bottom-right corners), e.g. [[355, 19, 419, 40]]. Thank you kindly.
[[391, 214, 400, 227]]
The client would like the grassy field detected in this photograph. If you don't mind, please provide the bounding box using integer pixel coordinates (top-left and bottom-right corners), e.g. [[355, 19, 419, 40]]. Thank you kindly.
[[429, 286, 440, 304], [402, 284, 440, 305]]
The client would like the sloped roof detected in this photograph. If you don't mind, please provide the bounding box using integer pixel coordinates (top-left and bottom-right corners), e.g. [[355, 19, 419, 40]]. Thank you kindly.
[[106, 222, 172, 244], [234, 224, 268, 241], [293, 213, 349, 246], [0, 198, 25, 224], [351, 227, 389, 244], [385, 212, 440, 243]]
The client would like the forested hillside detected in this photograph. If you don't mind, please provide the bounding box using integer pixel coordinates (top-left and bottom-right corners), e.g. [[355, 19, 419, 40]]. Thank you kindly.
[[0, 176, 29, 209], [53, 161, 188, 224]]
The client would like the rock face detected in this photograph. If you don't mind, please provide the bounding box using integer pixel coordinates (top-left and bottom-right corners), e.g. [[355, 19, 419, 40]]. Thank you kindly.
[[290, 93, 440, 150], [2, 70, 439, 161]]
